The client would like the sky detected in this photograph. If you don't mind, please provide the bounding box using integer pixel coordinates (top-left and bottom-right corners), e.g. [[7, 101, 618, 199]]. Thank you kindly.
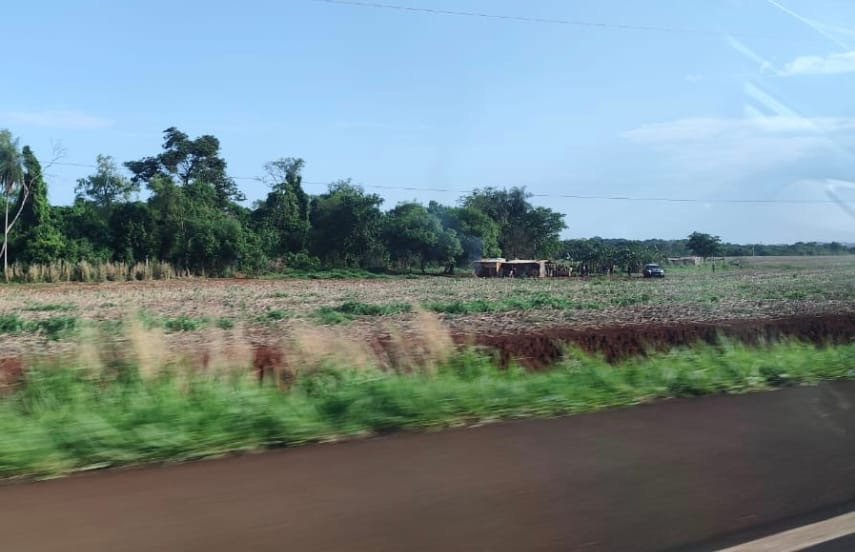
[[4, 0, 855, 243]]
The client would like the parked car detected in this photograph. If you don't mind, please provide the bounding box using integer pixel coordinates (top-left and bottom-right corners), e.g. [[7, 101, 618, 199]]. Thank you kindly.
[[643, 263, 665, 278]]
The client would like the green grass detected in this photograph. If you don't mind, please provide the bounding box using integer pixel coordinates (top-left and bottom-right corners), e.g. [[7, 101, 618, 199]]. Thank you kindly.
[[163, 315, 209, 332], [256, 308, 290, 323], [0, 313, 80, 340], [1, 339, 853, 479], [427, 292, 573, 314], [311, 301, 412, 324], [137, 311, 212, 333], [215, 317, 235, 330]]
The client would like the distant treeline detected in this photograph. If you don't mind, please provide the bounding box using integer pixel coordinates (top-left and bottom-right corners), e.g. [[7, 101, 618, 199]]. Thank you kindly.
[[563, 238, 855, 260], [0, 127, 850, 280]]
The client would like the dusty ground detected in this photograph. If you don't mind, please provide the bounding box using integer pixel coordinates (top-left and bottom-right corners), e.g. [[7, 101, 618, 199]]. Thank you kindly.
[[0, 256, 852, 366]]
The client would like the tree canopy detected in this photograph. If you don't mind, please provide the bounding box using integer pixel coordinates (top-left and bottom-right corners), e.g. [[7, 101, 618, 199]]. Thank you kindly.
[[0, 126, 850, 279]]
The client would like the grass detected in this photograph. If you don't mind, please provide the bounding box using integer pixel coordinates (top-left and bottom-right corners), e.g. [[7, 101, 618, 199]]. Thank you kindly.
[[427, 292, 573, 314], [1, 339, 853, 479], [311, 301, 412, 324], [256, 308, 290, 323], [0, 314, 80, 340]]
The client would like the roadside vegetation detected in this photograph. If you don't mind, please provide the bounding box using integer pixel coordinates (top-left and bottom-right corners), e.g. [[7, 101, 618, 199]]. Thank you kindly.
[[1, 339, 852, 479]]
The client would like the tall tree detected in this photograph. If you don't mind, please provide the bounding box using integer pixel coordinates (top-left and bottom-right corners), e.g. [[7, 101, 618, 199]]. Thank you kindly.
[[309, 180, 384, 267], [13, 147, 64, 263], [125, 127, 244, 209], [462, 187, 565, 259], [686, 232, 722, 259], [75, 155, 138, 209], [382, 202, 444, 272], [428, 202, 501, 263], [0, 130, 23, 279], [253, 157, 311, 256]]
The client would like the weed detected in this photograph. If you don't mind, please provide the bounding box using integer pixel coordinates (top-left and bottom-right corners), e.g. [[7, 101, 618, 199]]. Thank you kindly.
[[257, 308, 289, 323], [164, 315, 209, 332], [0, 314, 79, 340], [215, 318, 235, 330], [310, 301, 411, 324]]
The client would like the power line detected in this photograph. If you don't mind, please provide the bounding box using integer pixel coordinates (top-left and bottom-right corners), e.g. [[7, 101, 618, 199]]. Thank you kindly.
[[52, 162, 852, 204], [311, 0, 788, 40]]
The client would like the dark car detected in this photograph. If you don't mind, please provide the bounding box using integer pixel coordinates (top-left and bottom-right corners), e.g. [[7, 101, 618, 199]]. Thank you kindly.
[[643, 263, 665, 278]]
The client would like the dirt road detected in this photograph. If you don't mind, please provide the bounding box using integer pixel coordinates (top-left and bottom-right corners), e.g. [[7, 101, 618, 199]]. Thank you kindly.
[[2, 382, 854, 551]]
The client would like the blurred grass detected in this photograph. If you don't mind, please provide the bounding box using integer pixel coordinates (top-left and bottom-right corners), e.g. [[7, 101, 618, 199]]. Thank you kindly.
[[1, 340, 853, 479]]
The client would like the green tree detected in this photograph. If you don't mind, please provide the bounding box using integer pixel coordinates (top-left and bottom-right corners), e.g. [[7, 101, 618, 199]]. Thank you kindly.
[[309, 180, 384, 268], [75, 155, 138, 209], [0, 130, 24, 279], [253, 157, 311, 257], [382, 202, 442, 272], [125, 127, 244, 209], [109, 202, 155, 263], [13, 147, 64, 264], [428, 202, 501, 263], [146, 176, 262, 274], [686, 232, 722, 259], [462, 187, 565, 259]]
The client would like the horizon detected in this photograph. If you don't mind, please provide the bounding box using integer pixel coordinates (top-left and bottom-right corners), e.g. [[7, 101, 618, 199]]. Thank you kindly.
[[4, 0, 855, 243]]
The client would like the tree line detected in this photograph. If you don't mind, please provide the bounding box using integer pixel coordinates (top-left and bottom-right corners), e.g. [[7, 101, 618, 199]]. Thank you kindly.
[[1, 128, 566, 277], [2, 127, 851, 280]]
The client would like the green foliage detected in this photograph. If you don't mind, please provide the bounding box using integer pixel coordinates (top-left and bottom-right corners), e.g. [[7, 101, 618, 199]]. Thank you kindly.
[[2, 126, 851, 280], [257, 308, 289, 323], [11, 147, 65, 265], [429, 202, 502, 261], [0, 313, 79, 339], [75, 155, 138, 208], [125, 126, 244, 206], [561, 238, 663, 274], [253, 158, 311, 258], [687, 231, 723, 259], [382, 202, 451, 272], [309, 180, 385, 268], [428, 292, 573, 314], [312, 301, 411, 324], [462, 187, 565, 259], [0, 340, 852, 478], [163, 315, 209, 332]]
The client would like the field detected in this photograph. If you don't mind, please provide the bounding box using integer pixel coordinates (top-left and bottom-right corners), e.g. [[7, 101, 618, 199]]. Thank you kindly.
[[0, 256, 854, 478], [0, 256, 853, 364]]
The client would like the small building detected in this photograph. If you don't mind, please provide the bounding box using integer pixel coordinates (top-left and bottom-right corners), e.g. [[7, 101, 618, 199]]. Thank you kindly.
[[501, 259, 548, 278], [667, 256, 703, 266], [473, 258, 568, 278], [472, 258, 506, 277]]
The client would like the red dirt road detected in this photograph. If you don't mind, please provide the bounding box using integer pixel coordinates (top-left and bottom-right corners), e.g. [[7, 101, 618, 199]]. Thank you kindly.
[[2, 382, 855, 551]]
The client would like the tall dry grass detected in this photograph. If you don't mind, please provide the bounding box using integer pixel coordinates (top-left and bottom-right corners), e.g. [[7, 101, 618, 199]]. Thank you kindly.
[[5, 260, 181, 283]]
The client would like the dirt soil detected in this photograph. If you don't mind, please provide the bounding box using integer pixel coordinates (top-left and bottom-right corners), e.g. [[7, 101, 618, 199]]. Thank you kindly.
[[2, 381, 854, 552], [469, 312, 855, 366]]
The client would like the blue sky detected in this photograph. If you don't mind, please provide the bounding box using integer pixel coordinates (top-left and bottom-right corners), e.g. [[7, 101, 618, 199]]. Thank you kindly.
[[4, 0, 855, 243]]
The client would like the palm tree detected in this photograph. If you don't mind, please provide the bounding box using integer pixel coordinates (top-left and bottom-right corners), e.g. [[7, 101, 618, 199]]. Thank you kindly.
[[0, 130, 24, 282]]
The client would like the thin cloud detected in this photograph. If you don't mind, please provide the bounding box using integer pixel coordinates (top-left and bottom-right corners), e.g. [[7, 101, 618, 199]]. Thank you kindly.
[[0, 110, 113, 129], [782, 51, 855, 76], [621, 116, 855, 174]]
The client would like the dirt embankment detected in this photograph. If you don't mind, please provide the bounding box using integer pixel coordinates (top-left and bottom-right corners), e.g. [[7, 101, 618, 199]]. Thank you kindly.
[[1, 313, 853, 387], [467, 313, 855, 367]]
